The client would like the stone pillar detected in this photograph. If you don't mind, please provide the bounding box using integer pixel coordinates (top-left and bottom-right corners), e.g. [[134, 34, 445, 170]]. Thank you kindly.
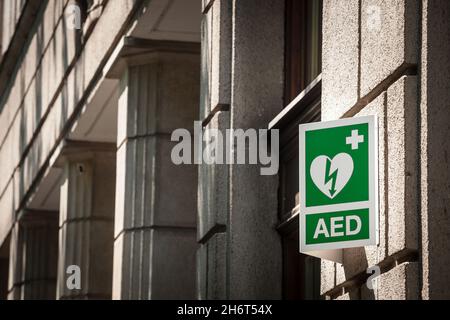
[[57, 142, 116, 299], [198, 0, 284, 299], [7, 211, 58, 300], [197, 0, 232, 300], [112, 49, 199, 299]]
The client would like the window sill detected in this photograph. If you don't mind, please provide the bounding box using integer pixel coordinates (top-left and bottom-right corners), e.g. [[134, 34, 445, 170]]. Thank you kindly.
[[269, 74, 322, 131]]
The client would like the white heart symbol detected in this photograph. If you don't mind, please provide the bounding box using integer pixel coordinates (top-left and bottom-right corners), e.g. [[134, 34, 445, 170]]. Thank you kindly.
[[310, 153, 354, 199]]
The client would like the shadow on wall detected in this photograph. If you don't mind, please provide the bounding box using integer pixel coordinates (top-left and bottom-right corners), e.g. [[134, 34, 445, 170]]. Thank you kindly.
[[13, 1, 88, 213], [423, 1, 450, 300], [343, 248, 375, 300]]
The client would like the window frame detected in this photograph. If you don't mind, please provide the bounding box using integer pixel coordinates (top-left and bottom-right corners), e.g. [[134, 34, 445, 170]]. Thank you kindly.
[[271, 0, 324, 300]]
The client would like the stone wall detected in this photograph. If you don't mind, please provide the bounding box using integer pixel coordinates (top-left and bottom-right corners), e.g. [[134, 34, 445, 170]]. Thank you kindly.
[[321, 0, 450, 300], [0, 0, 144, 248]]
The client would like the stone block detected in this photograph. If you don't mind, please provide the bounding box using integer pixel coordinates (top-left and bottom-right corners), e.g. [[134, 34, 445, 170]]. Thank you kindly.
[[377, 262, 419, 299], [40, 46, 52, 112], [10, 214, 58, 300], [114, 137, 158, 234], [210, 0, 232, 111], [322, 0, 360, 121], [195, 233, 227, 300], [361, 0, 419, 96], [150, 228, 197, 299], [231, 0, 285, 128], [196, 244, 207, 300], [198, 111, 230, 240], [0, 103, 11, 145], [227, 0, 284, 299], [59, 149, 116, 224], [335, 262, 346, 289], [42, 0, 63, 51], [156, 136, 197, 228], [0, 128, 15, 196], [115, 136, 197, 237], [158, 53, 200, 133], [334, 94, 387, 285], [386, 76, 418, 255], [0, 181, 15, 247], [22, 78, 38, 146], [87, 220, 114, 296], [114, 228, 197, 299], [39, 100, 60, 162], [83, 0, 136, 88], [113, 229, 152, 300], [228, 164, 281, 299], [20, 128, 49, 198], [206, 232, 227, 299], [199, 10, 212, 121], [2, 69, 23, 131], [91, 152, 117, 218], [320, 259, 336, 295], [58, 218, 114, 299], [65, 68, 80, 116], [117, 53, 200, 145], [47, 38, 59, 104], [24, 35, 38, 90]]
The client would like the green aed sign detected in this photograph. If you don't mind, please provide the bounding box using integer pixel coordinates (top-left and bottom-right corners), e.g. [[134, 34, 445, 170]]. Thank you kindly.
[[299, 116, 379, 253]]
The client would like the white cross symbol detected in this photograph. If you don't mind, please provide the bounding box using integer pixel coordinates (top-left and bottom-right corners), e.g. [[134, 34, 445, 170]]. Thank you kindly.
[[346, 130, 364, 150]]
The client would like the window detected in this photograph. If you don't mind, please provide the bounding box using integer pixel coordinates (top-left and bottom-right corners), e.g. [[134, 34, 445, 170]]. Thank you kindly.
[[284, 0, 322, 104], [273, 0, 323, 300]]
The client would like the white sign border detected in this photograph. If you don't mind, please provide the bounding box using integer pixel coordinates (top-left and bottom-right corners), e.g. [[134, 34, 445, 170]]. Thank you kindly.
[[299, 115, 379, 253]]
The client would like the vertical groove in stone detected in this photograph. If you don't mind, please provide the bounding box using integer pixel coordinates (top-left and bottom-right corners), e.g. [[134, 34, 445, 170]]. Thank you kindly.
[[383, 92, 389, 259], [146, 138, 156, 227]]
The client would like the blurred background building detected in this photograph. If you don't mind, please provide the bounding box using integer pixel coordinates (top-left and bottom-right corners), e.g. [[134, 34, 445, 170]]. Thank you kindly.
[[0, 0, 449, 300]]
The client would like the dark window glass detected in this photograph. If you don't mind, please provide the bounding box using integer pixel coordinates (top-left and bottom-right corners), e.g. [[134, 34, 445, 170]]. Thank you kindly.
[[285, 0, 322, 104]]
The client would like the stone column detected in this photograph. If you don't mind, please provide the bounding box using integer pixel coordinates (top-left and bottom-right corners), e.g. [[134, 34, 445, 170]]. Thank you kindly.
[[198, 0, 285, 299], [112, 48, 199, 299], [57, 142, 116, 299], [7, 211, 58, 300]]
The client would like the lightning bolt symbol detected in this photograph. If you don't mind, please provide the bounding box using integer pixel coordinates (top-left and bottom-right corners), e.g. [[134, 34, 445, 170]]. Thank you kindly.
[[324, 158, 339, 197]]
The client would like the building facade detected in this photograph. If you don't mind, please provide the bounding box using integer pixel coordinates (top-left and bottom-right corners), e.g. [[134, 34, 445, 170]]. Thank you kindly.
[[0, 0, 449, 300]]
